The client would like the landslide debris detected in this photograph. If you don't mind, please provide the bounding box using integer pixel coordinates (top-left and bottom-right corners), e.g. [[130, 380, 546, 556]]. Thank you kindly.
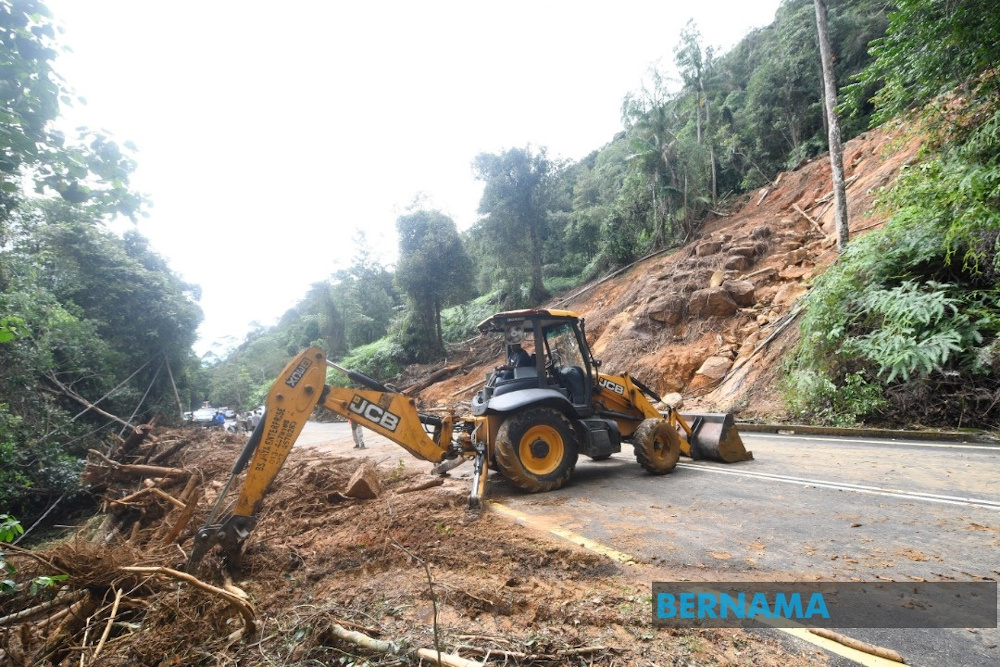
[[417, 123, 923, 422], [1, 427, 823, 666]]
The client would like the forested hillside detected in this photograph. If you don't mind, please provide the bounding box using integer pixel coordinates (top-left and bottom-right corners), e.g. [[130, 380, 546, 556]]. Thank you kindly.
[[210, 0, 892, 385], [2, 0, 999, 527]]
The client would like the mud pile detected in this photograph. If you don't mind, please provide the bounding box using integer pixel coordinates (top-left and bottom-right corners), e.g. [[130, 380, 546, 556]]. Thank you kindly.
[[1, 427, 822, 666]]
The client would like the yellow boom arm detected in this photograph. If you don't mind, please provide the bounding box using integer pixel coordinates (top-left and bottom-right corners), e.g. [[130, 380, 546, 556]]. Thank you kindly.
[[188, 347, 473, 571]]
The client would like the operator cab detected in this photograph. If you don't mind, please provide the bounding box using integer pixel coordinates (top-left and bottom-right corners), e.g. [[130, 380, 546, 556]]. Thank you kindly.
[[472, 309, 597, 415]]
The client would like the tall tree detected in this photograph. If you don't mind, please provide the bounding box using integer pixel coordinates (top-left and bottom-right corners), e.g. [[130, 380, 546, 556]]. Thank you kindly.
[[0, 1, 144, 222], [814, 0, 849, 251], [395, 209, 474, 361], [336, 231, 397, 349], [675, 20, 721, 207], [473, 146, 553, 307]]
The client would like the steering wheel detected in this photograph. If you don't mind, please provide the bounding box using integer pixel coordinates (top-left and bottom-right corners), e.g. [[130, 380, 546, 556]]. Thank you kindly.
[[545, 351, 561, 374]]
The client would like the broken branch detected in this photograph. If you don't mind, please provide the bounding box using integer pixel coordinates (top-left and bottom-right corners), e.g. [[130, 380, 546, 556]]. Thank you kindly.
[[393, 477, 445, 494], [403, 365, 460, 396], [87, 450, 188, 480], [120, 566, 256, 636], [792, 203, 824, 235], [808, 628, 905, 663], [91, 586, 123, 661], [0, 589, 86, 627], [415, 647, 484, 666]]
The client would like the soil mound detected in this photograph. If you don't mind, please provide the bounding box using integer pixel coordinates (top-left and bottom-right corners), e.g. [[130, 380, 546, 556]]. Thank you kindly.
[[1, 427, 821, 665]]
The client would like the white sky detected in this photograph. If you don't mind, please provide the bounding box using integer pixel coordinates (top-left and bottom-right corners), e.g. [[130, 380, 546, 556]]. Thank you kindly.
[[45, 0, 783, 357]]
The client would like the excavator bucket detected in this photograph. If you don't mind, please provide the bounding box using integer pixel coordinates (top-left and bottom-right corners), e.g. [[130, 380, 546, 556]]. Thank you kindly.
[[679, 412, 753, 462]]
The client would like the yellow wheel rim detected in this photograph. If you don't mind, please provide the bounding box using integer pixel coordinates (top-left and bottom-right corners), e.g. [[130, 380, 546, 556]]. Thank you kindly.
[[650, 434, 674, 463], [518, 424, 564, 475]]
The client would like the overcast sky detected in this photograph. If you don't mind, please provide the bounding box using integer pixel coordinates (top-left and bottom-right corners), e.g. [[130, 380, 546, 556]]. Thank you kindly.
[[45, 0, 783, 357]]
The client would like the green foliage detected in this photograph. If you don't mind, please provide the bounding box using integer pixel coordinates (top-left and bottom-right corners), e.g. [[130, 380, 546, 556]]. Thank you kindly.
[[1, 513, 68, 596], [0, 514, 23, 543], [395, 209, 474, 362], [1, 514, 23, 593], [473, 146, 554, 307], [440, 294, 497, 344], [29, 573, 67, 595], [336, 338, 405, 383], [846, 281, 988, 382], [0, 1, 145, 219], [0, 407, 32, 508], [845, 0, 1000, 124], [783, 370, 887, 426], [0, 316, 25, 343]]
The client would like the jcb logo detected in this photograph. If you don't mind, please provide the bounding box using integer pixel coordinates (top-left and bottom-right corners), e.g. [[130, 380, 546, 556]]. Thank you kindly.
[[285, 358, 313, 388], [598, 377, 625, 395], [349, 395, 401, 432]]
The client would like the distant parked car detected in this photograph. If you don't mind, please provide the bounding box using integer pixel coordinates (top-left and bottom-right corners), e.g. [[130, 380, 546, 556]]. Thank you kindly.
[[224, 409, 236, 419], [191, 407, 216, 424]]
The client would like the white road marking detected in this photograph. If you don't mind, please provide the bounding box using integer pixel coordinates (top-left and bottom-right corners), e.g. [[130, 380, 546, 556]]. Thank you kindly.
[[743, 433, 999, 451], [675, 463, 1000, 510]]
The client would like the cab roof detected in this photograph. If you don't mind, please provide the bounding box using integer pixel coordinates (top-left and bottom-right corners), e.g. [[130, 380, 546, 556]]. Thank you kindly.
[[476, 309, 581, 334]]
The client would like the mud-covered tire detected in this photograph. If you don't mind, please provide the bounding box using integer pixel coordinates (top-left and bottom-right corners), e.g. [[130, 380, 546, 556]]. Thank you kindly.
[[496, 407, 578, 493], [633, 418, 680, 474]]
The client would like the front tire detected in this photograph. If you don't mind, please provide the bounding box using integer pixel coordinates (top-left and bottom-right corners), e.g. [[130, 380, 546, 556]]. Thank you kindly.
[[633, 418, 680, 474], [496, 407, 578, 493]]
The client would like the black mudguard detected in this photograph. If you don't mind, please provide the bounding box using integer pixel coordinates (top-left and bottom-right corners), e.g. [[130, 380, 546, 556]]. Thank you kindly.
[[475, 387, 574, 416]]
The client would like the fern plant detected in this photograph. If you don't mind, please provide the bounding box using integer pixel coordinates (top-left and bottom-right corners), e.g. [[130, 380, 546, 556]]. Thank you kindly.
[[845, 281, 986, 382]]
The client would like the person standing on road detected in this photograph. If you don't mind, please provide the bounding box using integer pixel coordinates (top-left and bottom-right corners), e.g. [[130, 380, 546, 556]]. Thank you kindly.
[[350, 418, 366, 449]]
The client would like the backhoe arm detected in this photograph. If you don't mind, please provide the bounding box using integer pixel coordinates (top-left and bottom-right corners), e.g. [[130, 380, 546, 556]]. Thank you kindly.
[[187, 347, 470, 571], [187, 348, 327, 569], [320, 386, 454, 463]]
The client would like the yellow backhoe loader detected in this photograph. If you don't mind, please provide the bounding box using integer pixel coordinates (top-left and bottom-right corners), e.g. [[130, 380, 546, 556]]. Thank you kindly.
[[188, 309, 751, 570]]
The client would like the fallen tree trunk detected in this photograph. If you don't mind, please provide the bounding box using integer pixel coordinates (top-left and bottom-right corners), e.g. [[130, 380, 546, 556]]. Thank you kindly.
[[46, 373, 131, 429], [404, 365, 461, 395], [86, 449, 189, 481]]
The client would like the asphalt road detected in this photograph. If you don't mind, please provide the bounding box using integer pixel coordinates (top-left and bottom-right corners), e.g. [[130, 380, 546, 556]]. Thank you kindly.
[[298, 423, 1000, 666]]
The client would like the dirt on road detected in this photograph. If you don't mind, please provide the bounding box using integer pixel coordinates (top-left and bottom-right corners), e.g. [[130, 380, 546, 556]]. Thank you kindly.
[[1, 427, 826, 666]]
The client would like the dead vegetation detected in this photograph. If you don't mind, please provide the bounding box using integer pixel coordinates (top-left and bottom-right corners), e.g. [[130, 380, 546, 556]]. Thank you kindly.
[[1, 426, 823, 666]]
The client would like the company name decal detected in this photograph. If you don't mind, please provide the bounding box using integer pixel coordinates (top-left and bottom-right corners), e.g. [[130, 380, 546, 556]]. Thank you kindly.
[[284, 358, 313, 388], [598, 377, 625, 395], [349, 395, 401, 432]]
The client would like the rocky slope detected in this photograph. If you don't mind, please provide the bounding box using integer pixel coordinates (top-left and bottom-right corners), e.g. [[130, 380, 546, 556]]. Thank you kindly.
[[421, 121, 923, 421]]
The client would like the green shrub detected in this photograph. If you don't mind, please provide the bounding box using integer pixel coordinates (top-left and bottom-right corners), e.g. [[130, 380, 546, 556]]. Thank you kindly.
[[335, 339, 405, 384], [782, 370, 887, 427], [784, 102, 1000, 427]]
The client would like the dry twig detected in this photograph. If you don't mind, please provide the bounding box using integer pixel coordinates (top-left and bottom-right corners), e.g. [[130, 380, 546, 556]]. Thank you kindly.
[[120, 566, 256, 636]]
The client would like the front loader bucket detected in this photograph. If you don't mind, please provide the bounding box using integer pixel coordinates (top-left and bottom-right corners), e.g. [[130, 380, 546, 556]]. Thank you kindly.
[[679, 412, 753, 462]]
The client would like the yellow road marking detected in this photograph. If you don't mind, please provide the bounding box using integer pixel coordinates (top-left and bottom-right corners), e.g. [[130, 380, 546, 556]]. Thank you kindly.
[[488, 500, 904, 666], [486, 501, 635, 563]]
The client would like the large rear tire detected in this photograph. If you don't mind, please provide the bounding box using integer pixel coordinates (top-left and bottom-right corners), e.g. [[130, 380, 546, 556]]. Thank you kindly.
[[633, 418, 680, 474], [496, 407, 578, 493]]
